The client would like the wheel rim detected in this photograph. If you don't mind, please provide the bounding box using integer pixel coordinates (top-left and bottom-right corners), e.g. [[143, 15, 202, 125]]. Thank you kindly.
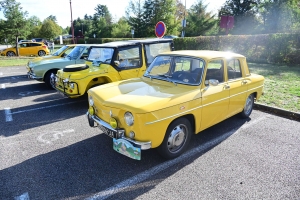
[[244, 95, 253, 116], [39, 51, 45, 56], [167, 124, 188, 153], [7, 52, 15, 56]]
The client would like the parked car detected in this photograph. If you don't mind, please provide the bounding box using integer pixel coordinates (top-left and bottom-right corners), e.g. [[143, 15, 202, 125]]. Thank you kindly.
[[27, 44, 90, 88], [18, 39, 33, 44], [86, 50, 265, 160], [0, 42, 50, 57], [52, 38, 174, 98], [30, 44, 76, 62]]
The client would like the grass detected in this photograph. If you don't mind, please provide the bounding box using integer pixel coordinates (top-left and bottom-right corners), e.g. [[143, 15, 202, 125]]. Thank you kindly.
[[248, 63, 300, 113], [0, 57, 299, 113]]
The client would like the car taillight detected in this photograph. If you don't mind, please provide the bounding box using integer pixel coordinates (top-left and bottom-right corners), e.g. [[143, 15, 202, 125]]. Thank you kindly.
[[42, 45, 47, 49]]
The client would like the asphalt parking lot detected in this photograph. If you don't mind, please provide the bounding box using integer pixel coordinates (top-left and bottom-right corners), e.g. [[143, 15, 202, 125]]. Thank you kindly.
[[1, 66, 300, 200]]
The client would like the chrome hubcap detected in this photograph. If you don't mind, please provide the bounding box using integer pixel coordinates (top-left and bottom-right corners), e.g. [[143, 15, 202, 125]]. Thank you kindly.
[[244, 95, 253, 115], [167, 124, 187, 153]]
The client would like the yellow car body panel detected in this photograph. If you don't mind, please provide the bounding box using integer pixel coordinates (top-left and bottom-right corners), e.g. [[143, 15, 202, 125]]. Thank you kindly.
[[86, 50, 265, 160], [30, 44, 76, 62]]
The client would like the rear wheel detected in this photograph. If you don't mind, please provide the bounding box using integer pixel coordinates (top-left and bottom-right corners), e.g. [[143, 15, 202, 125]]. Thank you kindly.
[[240, 94, 254, 118], [6, 51, 16, 56], [157, 118, 192, 159], [38, 50, 46, 56]]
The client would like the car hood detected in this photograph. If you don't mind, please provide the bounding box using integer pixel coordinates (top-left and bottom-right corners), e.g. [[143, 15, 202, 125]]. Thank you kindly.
[[31, 57, 71, 67], [89, 78, 201, 113]]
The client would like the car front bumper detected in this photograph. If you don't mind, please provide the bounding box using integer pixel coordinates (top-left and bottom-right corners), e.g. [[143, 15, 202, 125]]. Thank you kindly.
[[86, 112, 152, 150]]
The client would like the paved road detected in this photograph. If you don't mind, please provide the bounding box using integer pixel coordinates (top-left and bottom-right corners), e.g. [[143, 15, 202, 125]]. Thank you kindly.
[[1, 66, 299, 200]]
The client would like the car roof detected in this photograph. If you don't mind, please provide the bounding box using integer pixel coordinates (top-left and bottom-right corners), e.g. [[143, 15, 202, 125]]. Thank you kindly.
[[89, 38, 173, 48], [159, 50, 245, 60]]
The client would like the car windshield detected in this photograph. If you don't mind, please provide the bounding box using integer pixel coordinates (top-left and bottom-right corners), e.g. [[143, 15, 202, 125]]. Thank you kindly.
[[144, 55, 205, 85], [144, 42, 172, 66], [66, 46, 86, 60], [52, 45, 68, 56], [88, 47, 114, 64]]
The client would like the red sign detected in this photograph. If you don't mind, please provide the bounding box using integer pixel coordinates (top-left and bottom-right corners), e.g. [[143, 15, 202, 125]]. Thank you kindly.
[[220, 16, 234, 29], [155, 21, 166, 38]]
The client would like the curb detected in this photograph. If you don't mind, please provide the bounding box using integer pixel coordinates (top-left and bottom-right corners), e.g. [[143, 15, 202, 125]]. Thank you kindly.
[[254, 103, 300, 122]]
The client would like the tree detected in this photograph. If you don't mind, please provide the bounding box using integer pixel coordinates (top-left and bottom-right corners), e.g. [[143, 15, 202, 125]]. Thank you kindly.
[[111, 17, 131, 38], [0, 0, 30, 56], [185, 0, 218, 36], [126, 0, 146, 38], [39, 19, 61, 40], [94, 4, 112, 25], [219, 0, 260, 34], [46, 15, 57, 23]]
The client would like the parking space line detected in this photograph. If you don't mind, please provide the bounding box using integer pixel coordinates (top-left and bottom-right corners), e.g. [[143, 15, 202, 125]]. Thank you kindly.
[[4, 108, 12, 122], [12, 100, 85, 115], [1, 84, 5, 89]]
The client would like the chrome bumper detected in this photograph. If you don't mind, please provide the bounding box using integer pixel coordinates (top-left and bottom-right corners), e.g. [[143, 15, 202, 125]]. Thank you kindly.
[[86, 112, 152, 150], [27, 72, 42, 81]]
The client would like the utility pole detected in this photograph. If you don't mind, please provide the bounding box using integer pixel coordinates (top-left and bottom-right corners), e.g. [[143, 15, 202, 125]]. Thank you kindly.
[[70, 0, 75, 44]]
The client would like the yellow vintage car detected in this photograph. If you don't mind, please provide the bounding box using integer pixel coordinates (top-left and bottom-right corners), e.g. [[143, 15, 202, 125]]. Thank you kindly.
[[86, 50, 265, 160], [52, 39, 174, 98]]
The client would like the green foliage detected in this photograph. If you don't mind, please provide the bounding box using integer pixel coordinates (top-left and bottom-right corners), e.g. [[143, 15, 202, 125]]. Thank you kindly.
[[39, 19, 61, 40], [111, 17, 131, 38], [174, 33, 300, 64], [185, 0, 218, 36]]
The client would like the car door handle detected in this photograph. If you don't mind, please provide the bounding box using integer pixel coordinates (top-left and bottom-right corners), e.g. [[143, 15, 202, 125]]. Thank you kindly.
[[224, 84, 230, 89], [242, 80, 248, 84]]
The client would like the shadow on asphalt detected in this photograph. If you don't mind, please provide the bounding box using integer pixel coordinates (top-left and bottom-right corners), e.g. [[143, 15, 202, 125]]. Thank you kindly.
[[1, 114, 250, 199]]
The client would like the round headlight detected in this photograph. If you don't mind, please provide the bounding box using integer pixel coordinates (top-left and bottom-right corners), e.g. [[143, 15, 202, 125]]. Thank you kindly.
[[110, 117, 118, 129], [124, 112, 134, 126], [89, 96, 94, 106], [70, 83, 75, 89]]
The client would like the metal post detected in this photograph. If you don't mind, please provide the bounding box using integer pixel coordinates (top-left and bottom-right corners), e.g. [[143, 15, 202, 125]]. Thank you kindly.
[[70, 0, 75, 44]]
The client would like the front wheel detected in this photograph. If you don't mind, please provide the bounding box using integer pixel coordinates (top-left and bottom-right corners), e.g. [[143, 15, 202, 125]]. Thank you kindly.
[[44, 70, 57, 89], [240, 94, 254, 118], [157, 118, 192, 159]]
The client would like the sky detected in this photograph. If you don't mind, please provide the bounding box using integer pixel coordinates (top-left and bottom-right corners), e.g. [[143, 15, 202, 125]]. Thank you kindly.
[[0, 0, 226, 28]]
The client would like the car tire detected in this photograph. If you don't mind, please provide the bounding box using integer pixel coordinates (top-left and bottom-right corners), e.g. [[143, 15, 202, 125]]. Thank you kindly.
[[157, 118, 192, 159], [6, 51, 16, 56], [38, 50, 46, 56], [240, 93, 254, 118], [44, 70, 57, 89]]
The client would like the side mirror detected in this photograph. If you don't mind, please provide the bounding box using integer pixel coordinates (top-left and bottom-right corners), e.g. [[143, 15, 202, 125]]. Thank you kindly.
[[114, 60, 120, 66]]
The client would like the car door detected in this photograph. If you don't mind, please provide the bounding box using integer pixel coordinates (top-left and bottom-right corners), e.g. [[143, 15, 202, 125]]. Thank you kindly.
[[18, 43, 30, 56], [200, 59, 229, 130], [226, 58, 248, 117], [117, 45, 142, 79]]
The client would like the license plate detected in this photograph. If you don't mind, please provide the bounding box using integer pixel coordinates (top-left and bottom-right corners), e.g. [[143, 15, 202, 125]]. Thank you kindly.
[[99, 125, 117, 138], [113, 138, 141, 160]]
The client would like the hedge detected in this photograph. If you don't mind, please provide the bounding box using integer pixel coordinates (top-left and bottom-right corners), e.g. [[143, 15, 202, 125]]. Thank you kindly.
[[58, 33, 300, 64]]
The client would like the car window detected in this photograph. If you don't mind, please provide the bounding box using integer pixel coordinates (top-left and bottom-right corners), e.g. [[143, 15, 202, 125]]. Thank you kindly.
[[52, 45, 69, 56], [19, 43, 28, 47], [145, 55, 204, 85], [227, 59, 242, 80], [30, 43, 41, 46], [206, 59, 224, 83], [67, 46, 86, 59], [88, 47, 114, 63], [117, 46, 141, 69], [144, 43, 172, 66]]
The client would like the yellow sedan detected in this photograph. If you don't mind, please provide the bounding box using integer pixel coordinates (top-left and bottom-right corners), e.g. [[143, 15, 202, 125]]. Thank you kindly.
[[87, 50, 265, 160], [0, 42, 50, 57]]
